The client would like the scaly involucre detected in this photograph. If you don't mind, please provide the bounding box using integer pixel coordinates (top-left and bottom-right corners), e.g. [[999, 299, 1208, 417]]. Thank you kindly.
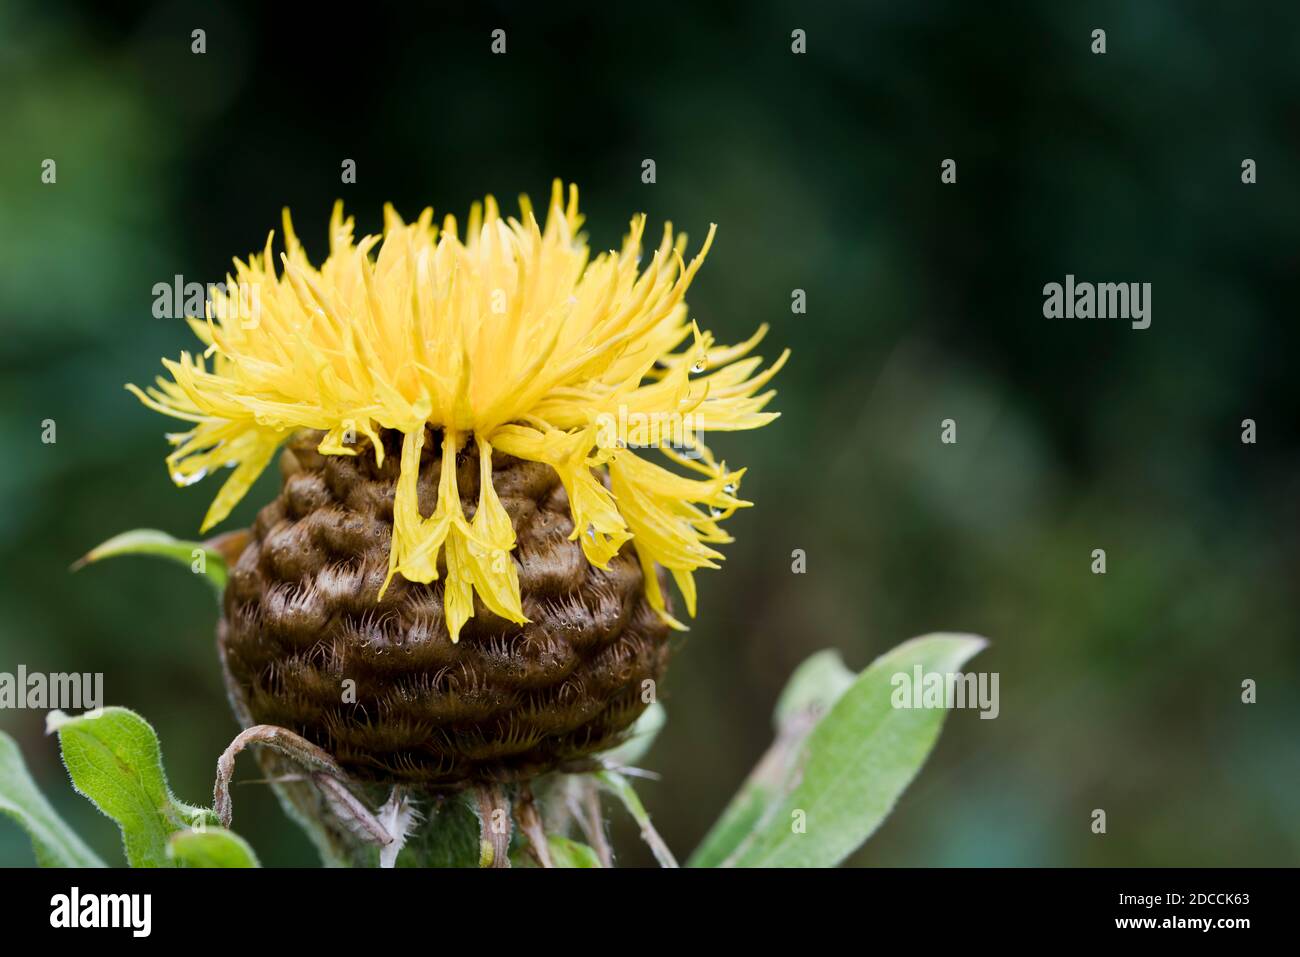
[[131, 181, 787, 640]]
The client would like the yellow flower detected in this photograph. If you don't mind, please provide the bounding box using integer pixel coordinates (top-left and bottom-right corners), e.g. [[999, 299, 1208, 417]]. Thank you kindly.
[[130, 181, 787, 641]]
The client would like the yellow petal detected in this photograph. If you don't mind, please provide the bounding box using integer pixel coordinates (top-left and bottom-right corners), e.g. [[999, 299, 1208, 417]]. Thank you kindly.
[[130, 186, 783, 640]]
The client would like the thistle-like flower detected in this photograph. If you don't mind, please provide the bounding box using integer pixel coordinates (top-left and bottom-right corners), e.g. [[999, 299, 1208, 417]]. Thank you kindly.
[[131, 182, 786, 785]]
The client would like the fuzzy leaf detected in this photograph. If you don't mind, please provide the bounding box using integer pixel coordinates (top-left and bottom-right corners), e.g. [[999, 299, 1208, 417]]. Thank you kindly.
[[689, 648, 857, 868], [396, 792, 481, 868], [0, 730, 105, 867], [509, 833, 603, 868], [685, 770, 773, 869], [691, 634, 987, 868], [167, 827, 260, 867], [546, 835, 601, 867], [50, 707, 218, 867], [72, 528, 228, 594], [772, 649, 856, 728]]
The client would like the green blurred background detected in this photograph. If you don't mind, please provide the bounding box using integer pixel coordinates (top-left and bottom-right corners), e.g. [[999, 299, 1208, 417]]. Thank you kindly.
[[2, 0, 1297, 866]]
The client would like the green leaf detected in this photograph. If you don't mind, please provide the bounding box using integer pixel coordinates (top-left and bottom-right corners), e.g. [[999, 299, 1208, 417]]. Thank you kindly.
[[684, 768, 773, 869], [50, 707, 218, 867], [689, 648, 857, 868], [546, 835, 600, 868], [72, 528, 228, 594], [772, 649, 855, 728], [509, 833, 603, 868], [0, 730, 105, 867], [600, 701, 666, 768], [167, 827, 260, 868], [396, 792, 482, 868], [690, 633, 987, 868]]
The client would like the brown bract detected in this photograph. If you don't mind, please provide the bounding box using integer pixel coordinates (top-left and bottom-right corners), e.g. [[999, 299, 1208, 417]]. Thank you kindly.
[[218, 430, 672, 789]]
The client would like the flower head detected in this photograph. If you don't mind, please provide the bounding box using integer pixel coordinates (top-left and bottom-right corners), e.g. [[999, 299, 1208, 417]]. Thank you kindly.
[[130, 181, 786, 641]]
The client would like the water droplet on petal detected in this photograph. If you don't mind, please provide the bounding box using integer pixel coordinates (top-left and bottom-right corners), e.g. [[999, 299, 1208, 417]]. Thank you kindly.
[[691, 356, 708, 374], [171, 467, 208, 487]]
